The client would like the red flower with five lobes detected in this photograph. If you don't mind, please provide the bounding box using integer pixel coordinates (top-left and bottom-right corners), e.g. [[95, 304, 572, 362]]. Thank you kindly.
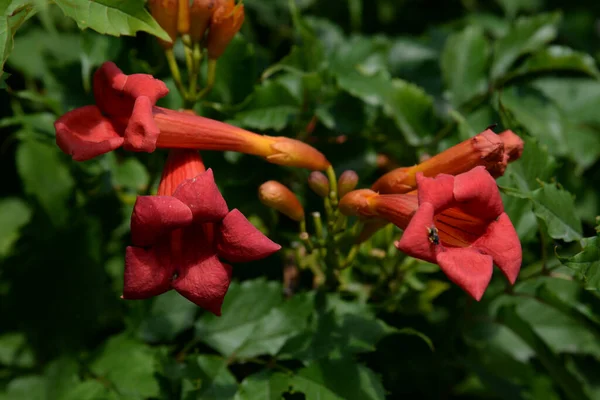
[[54, 62, 330, 170], [340, 166, 522, 301], [123, 149, 281, 315], [396, 167, 521, 300]]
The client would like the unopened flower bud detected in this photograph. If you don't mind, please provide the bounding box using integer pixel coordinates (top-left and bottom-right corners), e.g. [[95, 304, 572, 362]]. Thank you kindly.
[[337, 170, 359, 198], [259, 181, 304, 222], [178, 0, 190, 34], [148, 0, 178, 48], [189, 0, 217, 42], [206, 0, 245, 59], [308, 172, 330, 197]]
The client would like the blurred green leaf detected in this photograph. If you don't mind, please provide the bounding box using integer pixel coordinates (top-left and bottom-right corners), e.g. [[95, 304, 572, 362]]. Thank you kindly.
[[531, 183, 582, 242], [499, 136, 556, 194], [234, 292, 313, 359], [112, 156, 150, 193], [194, 279, 284, 357], [0, 333, 35, 368], [16, 139, 74, 226], [0, 198, 31, 258], [138, 290, 198, 343], [8, 28, 81, 79], [510, 46, 600, 80], [491, 12, 561, 80], [495, 0, 544, 18], [54, 0, 171, 42], [531, 77, 600, 125], [382, 79, 437, 146], [279, 293, 396, 362], [291, 358, 386, 400], [1, 1, 38, 79], [562, 235, 600, 290], [497, 306, 590, 400], [0, 376, 46, 400], [90, 334, 160, 399], [441, 26, 490, 107], [234, 371, 291, 400], [80, 30, 121, 91], [232, 80, 301, 131], [183, 355, 238, 400]]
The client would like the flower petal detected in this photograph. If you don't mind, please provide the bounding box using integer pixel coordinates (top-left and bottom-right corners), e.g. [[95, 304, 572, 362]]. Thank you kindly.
[[416, 173, 455, 211], [216, 209, 281, 263], [93, 62, 168, 124], [473, 212, 522, 284], [436, 248, 493, 301], [395, 202, 438, 264], [123, 245, 174, 299], [123, 96, 161, 153], [171, 254, 232, 315], [453, 166, 504, 220], [130, 196, 193, 247], [172, 169, 229, 223], [54, 106, 124, 161]]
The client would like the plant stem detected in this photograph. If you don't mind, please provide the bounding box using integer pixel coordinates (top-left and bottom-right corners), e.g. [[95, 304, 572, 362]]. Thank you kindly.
[[165, 49, 187, 100], [196, 59, 217, 100]]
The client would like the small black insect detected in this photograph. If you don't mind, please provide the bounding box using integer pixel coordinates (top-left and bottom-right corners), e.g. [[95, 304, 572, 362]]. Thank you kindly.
[[486, 123, 498, 131], [427, 226, 440, 245]]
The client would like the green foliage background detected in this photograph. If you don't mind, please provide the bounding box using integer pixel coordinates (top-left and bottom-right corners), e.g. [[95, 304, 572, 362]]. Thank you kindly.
[[1, 0, 600, 399]]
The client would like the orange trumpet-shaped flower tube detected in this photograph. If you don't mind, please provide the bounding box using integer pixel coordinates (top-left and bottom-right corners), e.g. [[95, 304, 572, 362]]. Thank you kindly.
[[340, 167, 522, 301], [54, 62, 330, 171], [372, 129, 524, 194]]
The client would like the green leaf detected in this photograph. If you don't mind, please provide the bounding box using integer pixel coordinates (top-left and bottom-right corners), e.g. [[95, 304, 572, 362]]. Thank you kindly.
[[0, 1, 38, 79], [234, 371, 291, 400], [531, 77, 600, 125], [531, 183, 582, 242], [0, 333, 35, 368], [499, 86, 567, 156], [278, 293, 395, 362], [233, 80, 301, 131], [16, 139, 75, 226], [60, 381, 119, 400], [491, 12, 561, 80], [0, 198, 31, 258], [112, 157, 150, 193], [138, 290, 198, 343], [495, 0, 544, 18], [497, 306, 590, 400], [381, 79, 437, 146], [54, 0, 171, 42], [0, 376, 46, 400], [563, 235, 600, 290], [194, 279, 284, 357], [234, 293, 314, 359], [441, 26, 490, 107], [90, 334, 160, 399], [291, 359, 386, 400], [8, 29, 81, 79], [499, 136, 556, 194], [183, 355, 238, 400], [510, 46, 600, 79]]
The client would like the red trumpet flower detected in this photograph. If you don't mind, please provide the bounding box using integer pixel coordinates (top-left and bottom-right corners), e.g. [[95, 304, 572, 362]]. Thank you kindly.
[[339, 167, 522, 300], [122, 149, 280, 315], [54, 62, 330, 170]]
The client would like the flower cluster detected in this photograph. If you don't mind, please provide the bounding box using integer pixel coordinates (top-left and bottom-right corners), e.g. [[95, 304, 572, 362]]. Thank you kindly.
[[149, 0, 245, 59], [340, 129, 525, 300]]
